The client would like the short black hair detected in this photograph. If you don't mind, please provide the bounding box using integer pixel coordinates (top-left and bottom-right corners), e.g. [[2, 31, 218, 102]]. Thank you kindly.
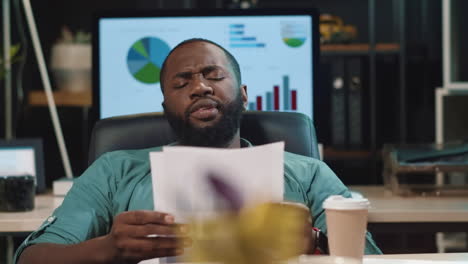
[[159, 38, 242, 93]]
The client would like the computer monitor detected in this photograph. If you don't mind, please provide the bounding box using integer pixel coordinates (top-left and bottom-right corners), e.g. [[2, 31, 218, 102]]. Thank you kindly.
[[93, 9, 319, 121]]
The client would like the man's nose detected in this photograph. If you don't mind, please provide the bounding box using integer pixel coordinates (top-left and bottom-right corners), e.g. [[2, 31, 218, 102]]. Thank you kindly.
[[190, 74, 214, 98]]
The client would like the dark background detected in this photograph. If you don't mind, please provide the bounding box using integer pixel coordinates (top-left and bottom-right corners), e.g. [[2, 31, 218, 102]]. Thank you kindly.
[[1, 0, 442, 186]]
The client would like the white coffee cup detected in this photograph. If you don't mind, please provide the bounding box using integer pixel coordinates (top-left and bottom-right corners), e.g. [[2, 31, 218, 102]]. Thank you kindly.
[[323, 195, 370, 261]]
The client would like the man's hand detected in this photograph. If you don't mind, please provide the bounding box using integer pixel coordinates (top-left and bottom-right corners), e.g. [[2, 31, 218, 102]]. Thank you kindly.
[[103, 210, 191, 263], [18, 211, 191, 264]]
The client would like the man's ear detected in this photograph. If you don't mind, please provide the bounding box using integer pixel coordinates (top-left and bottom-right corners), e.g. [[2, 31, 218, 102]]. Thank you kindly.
[[240, 85, 248, 109], [161, 101, 166, 112]]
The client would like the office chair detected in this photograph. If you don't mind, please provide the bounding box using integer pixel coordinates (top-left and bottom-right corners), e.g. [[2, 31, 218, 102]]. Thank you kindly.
[[88, 111, 320, 165]]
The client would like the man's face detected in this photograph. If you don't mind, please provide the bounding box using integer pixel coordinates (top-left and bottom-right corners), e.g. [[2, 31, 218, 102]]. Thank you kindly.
[[162, 41, 247, 147]]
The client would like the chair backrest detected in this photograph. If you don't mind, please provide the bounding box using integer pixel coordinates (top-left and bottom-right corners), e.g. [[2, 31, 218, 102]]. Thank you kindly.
[[88, 111, 320, 165]]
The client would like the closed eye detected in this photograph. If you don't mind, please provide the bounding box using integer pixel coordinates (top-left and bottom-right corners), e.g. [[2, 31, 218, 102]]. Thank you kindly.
[[207, 76, 225, 81], [174, 82, 188, 89], [202, 66, 226, 81]]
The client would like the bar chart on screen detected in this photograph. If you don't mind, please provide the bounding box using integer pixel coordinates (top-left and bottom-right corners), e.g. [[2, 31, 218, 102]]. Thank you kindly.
[[229, 23, 266, 48], [247, 75, 298, 112]]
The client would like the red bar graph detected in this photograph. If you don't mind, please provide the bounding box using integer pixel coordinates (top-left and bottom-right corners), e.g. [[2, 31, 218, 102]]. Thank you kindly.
[[256, 96, 262, 110], [274, 85, 280, 110], [291, 90, 297, 110]]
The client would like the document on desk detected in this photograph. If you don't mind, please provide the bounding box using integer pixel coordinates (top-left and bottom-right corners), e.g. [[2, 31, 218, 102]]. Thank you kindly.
[[150, 142, 284, 222]]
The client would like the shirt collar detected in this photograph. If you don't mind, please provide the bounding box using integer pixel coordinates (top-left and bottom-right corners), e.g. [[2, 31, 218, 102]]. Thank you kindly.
[[169, 138, 253, 148]]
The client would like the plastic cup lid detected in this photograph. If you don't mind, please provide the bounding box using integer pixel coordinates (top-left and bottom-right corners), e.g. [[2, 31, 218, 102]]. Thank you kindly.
[[323, 195, 370, 210]]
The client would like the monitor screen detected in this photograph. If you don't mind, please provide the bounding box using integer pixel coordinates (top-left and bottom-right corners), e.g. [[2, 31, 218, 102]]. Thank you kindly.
[[94, 9, 318, 121], [0, 139, 45, 192]]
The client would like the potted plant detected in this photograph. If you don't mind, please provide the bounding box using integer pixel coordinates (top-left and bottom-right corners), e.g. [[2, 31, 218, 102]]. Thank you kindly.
[[50, 26, 91, 93]]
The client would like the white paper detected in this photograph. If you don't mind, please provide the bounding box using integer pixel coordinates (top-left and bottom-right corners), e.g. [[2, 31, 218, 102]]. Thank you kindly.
[[151, 141, 285, 223], [147, 142, 284, 264]]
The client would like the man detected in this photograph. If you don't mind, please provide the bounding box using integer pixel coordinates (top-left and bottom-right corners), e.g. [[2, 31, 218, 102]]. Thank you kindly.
[[15, 38, 381, 264]]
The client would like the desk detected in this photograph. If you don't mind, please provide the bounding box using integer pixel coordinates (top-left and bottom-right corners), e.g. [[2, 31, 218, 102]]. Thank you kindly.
[[351, 186, 468, 253], [350, 186, 468, 233], [0, 194, 63, 234], [299, 254, 468, 264], [3, 187, 468, 232], [291, 254, 468, 264], [0, 194, 62, 263], [370, 252, 468, 261]]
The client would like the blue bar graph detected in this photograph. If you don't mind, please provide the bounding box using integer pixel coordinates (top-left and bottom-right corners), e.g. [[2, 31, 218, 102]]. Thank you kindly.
[[229, 31, 244, 35], [229, 24, 245, 29], [283, 76, 290, 110], [230, 43, 266, 48], [230, 37, 257, 41], [266, 92, 273, 110], [228, 24, 265, 48], [248, 102, 255, 111]]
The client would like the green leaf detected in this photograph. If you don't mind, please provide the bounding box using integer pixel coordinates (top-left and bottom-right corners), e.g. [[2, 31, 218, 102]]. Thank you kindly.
[[10, 43, 21, 58], [0, 43, 22, 80]]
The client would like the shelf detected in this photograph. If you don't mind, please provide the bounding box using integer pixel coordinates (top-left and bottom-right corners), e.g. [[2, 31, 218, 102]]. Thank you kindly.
[[320, 43, 400, 55], [323, 147, 374, 160], [28, 90, 92, 107], [26, 43, 399, 107]]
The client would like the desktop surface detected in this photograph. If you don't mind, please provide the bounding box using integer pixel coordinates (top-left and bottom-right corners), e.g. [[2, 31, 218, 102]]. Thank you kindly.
[[350, 186, 468, 223], [0, 194, 62, 233], [3, 186, 468, 234]]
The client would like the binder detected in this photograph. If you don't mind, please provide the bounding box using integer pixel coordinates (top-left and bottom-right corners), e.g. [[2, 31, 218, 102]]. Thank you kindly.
[[330, 57, 346, 147], [347, 57, 363, 148]]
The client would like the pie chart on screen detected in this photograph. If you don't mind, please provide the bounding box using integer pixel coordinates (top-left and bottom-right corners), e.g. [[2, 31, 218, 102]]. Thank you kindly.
[[281, 22, 307, 48], [126, 37, 171, 84]]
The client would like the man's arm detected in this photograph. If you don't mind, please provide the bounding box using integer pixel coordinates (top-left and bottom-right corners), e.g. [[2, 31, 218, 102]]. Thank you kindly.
[[18, 211, 190, 264], [19, 237, 113, 264]]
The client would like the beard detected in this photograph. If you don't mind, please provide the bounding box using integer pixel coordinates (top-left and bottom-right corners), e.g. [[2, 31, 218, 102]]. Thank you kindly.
[[164, 93, 244, 148]]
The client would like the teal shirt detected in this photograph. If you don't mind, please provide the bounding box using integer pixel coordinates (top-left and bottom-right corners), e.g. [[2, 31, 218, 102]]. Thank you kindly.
[[14, 142, 381, 262]]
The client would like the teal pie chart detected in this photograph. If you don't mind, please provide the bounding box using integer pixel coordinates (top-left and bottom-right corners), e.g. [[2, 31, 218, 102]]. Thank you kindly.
[[127, 37, 171, 84]]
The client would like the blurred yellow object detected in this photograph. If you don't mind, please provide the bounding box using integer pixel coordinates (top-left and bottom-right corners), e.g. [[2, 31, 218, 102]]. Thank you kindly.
[[319, 14, 357, 43], [185, 202, 311, 264]]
